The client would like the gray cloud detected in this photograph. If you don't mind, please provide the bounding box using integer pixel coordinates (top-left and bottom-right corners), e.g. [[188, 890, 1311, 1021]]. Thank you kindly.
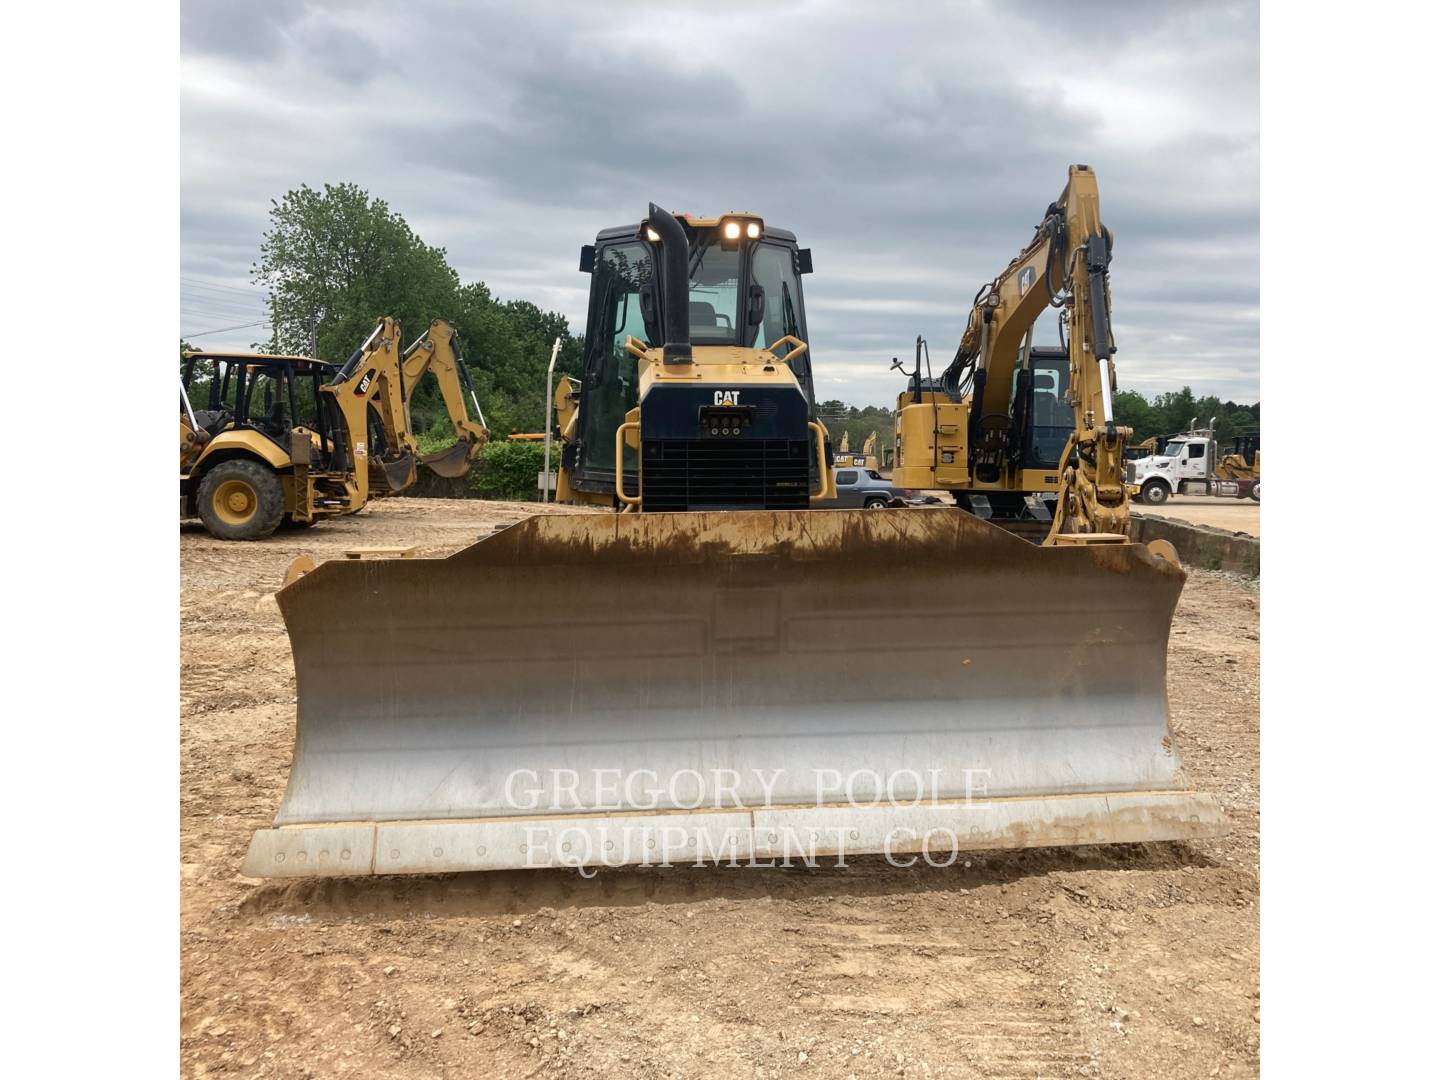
[[181, 0, 1259, 403]]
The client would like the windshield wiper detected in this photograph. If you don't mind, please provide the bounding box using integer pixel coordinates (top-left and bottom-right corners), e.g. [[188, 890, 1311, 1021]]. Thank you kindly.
[[781, 281, 799, 338]]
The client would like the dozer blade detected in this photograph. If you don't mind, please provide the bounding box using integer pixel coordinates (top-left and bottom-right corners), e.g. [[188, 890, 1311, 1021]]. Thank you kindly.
[[419, 437, 475, 479], [244, 508, 1225, 878]]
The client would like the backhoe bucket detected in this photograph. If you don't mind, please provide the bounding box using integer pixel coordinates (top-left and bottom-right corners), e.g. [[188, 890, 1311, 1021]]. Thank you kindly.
[[419, 436, 475, 479], [244, 509, 1224, 878]]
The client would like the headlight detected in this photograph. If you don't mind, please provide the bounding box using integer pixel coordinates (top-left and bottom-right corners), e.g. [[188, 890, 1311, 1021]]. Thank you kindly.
[[746, 222, 761, 239], [723, 221, 741, 240]]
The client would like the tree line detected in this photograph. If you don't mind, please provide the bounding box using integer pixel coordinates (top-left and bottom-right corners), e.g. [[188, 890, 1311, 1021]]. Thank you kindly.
[[185, 182, 1258, 492], [248, 182, 582, 439]]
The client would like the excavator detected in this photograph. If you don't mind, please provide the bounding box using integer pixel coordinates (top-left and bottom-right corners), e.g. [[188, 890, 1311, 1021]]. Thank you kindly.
[[244, 174, 1224, 878], [892, 165, 1128, 541], [181, 317, 488, 539], [833, 431, 881, 470]]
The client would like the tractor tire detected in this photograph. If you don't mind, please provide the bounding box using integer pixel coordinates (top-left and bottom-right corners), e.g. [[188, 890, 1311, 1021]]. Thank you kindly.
[[1248, 482, 1260, 502], [1140, 479, 1170, 506], [197, 460, 285, 541]]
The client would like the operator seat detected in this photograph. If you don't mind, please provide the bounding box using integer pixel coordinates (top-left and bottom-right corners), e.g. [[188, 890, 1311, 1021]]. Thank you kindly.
[[689, 301, 718, 330]]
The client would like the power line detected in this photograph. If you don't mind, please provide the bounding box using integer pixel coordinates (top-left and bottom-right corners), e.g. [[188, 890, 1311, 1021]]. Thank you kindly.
[[180, 276, 265, 296], [180, 319, 270, 338]]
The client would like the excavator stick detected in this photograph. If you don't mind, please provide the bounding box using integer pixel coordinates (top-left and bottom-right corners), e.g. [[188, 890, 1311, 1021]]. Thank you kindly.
[[245, 509, 1224, 877]]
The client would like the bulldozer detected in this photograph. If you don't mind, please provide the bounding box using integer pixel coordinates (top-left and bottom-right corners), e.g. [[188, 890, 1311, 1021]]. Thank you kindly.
[[244, 174, 1225, 878], [181, 317, 488, 540]]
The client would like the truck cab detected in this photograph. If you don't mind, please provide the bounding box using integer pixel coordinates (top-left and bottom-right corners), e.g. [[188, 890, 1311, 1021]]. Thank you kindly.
[[1126, 429, 1258, 504]]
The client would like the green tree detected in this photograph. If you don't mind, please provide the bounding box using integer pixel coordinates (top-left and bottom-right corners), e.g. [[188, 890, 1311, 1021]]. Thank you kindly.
[[253, 183, 460, 361], [1113, 389, 1159, 439], [249, 182, 583, 446]]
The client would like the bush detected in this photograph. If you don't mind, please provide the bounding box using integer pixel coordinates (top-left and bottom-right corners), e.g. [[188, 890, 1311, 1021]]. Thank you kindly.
[[467, 439, 547, 501]]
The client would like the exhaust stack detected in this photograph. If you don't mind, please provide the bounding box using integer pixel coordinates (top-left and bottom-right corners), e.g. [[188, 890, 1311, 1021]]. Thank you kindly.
[[647, 203, 692, 365]]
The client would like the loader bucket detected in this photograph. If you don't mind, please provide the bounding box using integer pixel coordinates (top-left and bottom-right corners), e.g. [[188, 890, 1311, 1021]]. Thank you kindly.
[[244, 508, 1225, 878]]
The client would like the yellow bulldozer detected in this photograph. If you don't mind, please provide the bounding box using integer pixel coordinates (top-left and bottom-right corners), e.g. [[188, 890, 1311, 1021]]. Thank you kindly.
[[244, 171, 1225, 878], [181, 317, 487, 540]]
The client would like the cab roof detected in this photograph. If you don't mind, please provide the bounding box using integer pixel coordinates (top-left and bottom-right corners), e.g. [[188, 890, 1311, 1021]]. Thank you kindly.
[[594, 222, 798, 244], [182, 350, 334, 367]]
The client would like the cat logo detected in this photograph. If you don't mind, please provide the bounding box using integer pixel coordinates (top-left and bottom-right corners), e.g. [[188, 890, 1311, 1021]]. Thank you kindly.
[[354, 370, 375, 396], [713, 390, 741, 407], [1018, 266, 1037, 296]]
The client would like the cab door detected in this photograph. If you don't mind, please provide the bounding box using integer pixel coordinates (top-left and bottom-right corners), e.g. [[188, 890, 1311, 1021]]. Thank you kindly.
[[574, 241, 653, 488]]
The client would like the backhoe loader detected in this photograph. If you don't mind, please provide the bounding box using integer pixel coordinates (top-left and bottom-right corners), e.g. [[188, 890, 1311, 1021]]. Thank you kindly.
[[181, 318, 487, 539], [244, 173, 1224, 878]]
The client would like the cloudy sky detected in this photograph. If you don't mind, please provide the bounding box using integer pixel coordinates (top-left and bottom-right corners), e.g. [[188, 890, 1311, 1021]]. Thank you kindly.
[[181, 0, 1258, 405]]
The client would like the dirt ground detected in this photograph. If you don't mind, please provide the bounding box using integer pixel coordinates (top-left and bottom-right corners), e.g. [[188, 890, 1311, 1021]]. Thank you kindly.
[[180, 498, 1259, 1079], [1135, 497, 1260, 537]]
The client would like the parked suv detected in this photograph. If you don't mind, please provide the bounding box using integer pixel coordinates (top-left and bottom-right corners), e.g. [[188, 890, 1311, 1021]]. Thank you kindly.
[[832, 467, 895, 509]]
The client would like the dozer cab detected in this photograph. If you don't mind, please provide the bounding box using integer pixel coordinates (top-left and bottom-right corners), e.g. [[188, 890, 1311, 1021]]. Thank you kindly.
[[181, 318, 488, 540], [245, 174, 1225, 879], [551, 207, 834, 511]]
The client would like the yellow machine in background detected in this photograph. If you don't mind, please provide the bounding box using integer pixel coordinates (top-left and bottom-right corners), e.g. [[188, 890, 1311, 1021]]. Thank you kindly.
[[1216, 434, 1261, 484], [893, 165, 1130, 540], [181, 317, 488, 540], [833, 431, 880, 469], [245, 178, 1224, 880]]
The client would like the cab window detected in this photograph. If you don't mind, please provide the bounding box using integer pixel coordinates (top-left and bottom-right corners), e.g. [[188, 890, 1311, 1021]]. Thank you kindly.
[[836, 470, 858, 486], [580, 243, 651, 472], [1188, 443, 1206, 458], [749, 243, 803, 352]]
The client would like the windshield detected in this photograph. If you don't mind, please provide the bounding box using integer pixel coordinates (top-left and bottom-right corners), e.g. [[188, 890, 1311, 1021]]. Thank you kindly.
[[687, 239, 741, 342], [1164, 442, 1185, 456]]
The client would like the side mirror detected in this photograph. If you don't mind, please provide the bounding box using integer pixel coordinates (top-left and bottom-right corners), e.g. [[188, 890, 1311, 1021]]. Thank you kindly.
[[746, 284, 766, 326], [579, 244, 596, 273], [797, 248, 814, 274]]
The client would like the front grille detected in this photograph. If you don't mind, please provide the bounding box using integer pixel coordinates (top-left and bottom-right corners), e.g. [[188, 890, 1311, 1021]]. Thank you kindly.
[[1125, 463, 1136, 484], [642, 439, 811, 511]]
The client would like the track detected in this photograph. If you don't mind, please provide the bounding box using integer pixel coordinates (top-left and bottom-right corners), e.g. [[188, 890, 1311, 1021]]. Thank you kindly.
[[180, 497, 1260, 1078]]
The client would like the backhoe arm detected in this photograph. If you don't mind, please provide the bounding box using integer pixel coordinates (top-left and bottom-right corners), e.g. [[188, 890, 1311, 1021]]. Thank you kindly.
[[401, 320, 490, 479], [323, 316, 416, 496]]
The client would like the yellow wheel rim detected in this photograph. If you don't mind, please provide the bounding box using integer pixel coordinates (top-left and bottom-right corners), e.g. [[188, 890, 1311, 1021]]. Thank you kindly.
[[212, 478, 258, 526]]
